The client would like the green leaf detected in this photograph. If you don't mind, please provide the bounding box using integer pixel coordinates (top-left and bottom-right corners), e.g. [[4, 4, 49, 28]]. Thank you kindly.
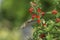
[[42, 14, 56, 21], [46, 33, 53, 40], [55, 22, 60, 26]]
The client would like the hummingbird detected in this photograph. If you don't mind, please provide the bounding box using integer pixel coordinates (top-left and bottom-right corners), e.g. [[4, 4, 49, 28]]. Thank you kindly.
[[20, 19, 36, 40]]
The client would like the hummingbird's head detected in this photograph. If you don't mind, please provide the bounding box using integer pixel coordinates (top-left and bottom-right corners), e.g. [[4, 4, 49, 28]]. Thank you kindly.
[[27, 20, 36, 26], [21, 19, 37, 29]]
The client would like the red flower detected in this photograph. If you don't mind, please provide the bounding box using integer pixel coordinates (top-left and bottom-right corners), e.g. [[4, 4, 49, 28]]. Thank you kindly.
[[41, 12, 45, 16], [32, 14, 36, 20], [36, 15, 40, 19], [56, 18, 60, 23], [29, 7, 33, 13], [37, 8, 41, 13], [39, 34, 45, 39], [52, 10, 58, 15], [37, 19, 41, 24]]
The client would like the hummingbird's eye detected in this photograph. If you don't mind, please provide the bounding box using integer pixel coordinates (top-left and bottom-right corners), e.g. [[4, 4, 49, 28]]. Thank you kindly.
[[27, 21, 32, 23], [31, 20, 33, 22], [28, 21, 31, 23], [27, 20, 34, 23]]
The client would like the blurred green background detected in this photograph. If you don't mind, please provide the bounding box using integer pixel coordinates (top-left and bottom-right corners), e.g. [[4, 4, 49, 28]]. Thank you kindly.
[[1, 0, 32, 29], [0, 0, 32, 40]]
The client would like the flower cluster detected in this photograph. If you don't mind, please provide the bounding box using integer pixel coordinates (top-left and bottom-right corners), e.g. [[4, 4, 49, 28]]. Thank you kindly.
[[28, 1, 60, 40], [29, 2, 60, 24]]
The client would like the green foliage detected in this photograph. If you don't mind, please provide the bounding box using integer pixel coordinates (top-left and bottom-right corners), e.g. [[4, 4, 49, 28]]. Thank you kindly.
[[40, 0, 57, 12], [30, 0, 60, 40], [56, 1, 60, 12], [42, 14, 56, 21]]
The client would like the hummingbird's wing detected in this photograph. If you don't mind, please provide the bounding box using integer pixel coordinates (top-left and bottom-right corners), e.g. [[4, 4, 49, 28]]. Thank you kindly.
[[21, 20, 36, 40], [21, 25, 33, 40]]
